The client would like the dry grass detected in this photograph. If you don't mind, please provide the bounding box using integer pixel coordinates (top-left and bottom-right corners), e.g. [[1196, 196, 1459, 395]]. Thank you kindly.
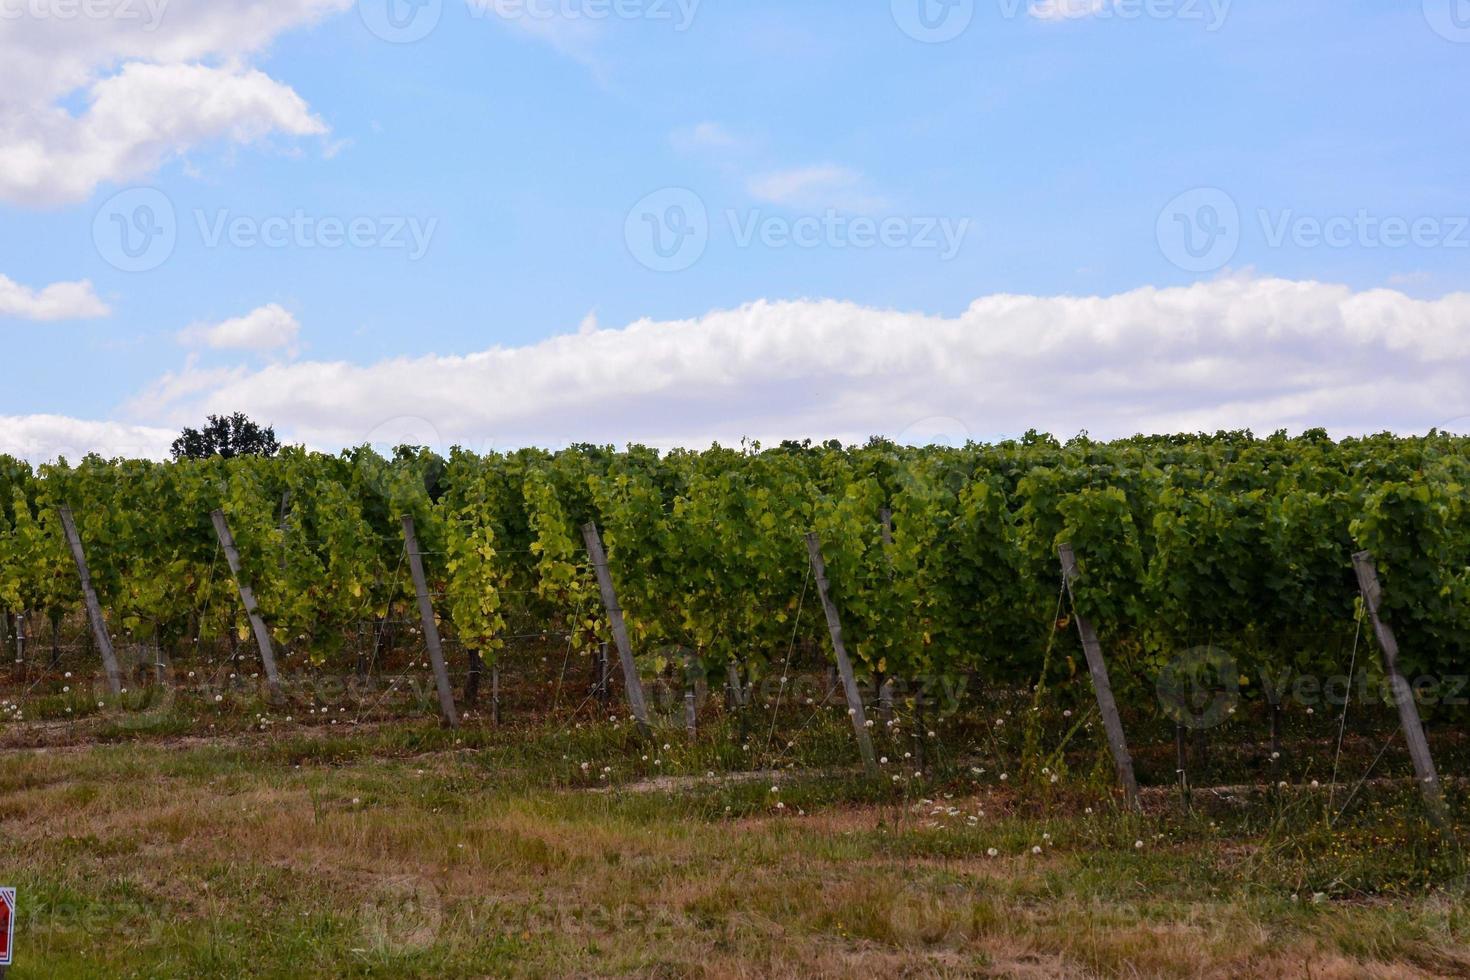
[[0, 723, 1467, 978]]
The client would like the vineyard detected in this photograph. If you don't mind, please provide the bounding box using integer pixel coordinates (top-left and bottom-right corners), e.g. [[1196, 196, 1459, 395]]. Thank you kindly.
[[2, 429, 1467, 778], [4, 429, 1470, 975]]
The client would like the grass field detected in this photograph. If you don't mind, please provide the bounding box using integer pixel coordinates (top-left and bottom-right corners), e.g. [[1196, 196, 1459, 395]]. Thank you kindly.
[[2, 701, 1468, 979]]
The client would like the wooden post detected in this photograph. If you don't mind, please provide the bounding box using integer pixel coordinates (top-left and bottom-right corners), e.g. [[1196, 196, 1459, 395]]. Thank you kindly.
[[1352, 551, 1446, 824], [58, 506, 123, 696], [1175, 723, 1190, 808], [726, 663, 745, 709], [581, 523, 652, 737], [595, 642, 611, 706], [210, 510, 282, 693], [491, 663, 501, 725], [401, 515, 460, 728], [1058, 544, 1140, 810], [465, 650, 482, 706], [9, 611, 22, 683], [805, 532, 879, 775], [684, 649, 698, 736]]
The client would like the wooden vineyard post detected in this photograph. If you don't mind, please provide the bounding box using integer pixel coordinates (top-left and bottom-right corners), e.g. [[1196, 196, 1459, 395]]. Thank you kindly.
[[684, 649, 698, 737], [805, 533, 879, 776], [58, 506, 123, 696], [581, 523, 652, 738], [726, 663, 746, 710], [6, 612, 20, 682], [465, 650, 483, 706], [596, 642, 612, 707], [210, 510, 282, 695], [1352, 551, 1447, 824], [401, 516, 460, 728], [1058, 544, 1141, 810], [491, 663, 501, 725]]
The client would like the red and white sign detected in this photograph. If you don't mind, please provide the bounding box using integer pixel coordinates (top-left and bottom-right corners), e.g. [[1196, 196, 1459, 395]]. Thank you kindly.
[[0, 887, 13, 966]]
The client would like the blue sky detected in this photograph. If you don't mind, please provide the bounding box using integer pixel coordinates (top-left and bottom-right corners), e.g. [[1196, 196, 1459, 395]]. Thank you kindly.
[[2, 0, 1469, 457]]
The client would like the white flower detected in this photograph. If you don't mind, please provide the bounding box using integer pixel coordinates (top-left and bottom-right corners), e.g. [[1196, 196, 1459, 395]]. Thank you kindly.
[[1134, 840, 1144, 850], [770, 785, 780, 793], [1032, 846, 1042, 855], [986, 848, 999, 858], [880, 757, 889, 765], [1000, 773, 1009, 781]]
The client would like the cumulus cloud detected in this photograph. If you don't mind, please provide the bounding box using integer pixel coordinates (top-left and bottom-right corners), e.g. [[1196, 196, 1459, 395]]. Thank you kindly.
[[0, 274, 110, 320], [110, 277, 1470, 454], [0, 0, 349, 206], [746, 165, 885, 211], [1028, 0, 1111, 20], [178, 303, 301, 353], [0, 415, 175, 463]]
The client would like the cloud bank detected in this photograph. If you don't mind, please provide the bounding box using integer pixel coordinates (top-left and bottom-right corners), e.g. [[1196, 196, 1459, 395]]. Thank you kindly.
[[6, 276, 1467, 462]]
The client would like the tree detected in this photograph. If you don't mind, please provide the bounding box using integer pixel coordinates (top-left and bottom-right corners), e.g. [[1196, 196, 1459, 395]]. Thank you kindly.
[[171, 414, 281, 461]]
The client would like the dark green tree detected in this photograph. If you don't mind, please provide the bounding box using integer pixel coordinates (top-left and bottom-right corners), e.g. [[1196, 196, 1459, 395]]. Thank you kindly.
[[171, 413, 281, 461]]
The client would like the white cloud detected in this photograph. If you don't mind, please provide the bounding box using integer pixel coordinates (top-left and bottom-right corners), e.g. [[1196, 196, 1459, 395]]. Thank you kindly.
[[1028, 0, 1110, 20], [114, 277, 1470, 453], [178, 303, 301, 353], [0, 415, 175, 463], [0, 274, 110, 320], [746, 165, 885, 211], [0, 0, 349, 206]]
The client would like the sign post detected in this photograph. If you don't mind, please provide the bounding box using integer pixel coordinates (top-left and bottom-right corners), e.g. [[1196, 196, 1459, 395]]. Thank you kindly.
[[0, 886, 15, 975]]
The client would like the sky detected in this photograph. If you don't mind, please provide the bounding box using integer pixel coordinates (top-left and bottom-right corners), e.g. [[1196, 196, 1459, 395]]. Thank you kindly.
[[1, 0, 1468, 461]]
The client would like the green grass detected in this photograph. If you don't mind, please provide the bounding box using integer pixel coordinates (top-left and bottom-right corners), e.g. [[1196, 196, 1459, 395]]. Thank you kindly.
[[1, 703, 1468, 978]]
